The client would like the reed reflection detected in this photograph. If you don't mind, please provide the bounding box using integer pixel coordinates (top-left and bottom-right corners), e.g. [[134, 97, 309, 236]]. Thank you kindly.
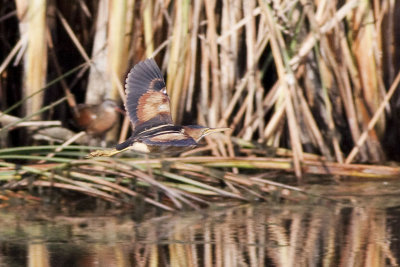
[[0, 203, 398, 266]]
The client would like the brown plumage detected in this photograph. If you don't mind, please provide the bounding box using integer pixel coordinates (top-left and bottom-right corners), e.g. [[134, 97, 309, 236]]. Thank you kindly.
[[87, 58, 229, 158], [75, 99, 119, 136], [124, 59, 172, 134]]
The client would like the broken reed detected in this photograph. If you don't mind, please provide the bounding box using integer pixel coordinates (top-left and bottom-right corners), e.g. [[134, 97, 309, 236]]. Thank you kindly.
[[1, 145, 399, 211], [1, 1, 399, 170]]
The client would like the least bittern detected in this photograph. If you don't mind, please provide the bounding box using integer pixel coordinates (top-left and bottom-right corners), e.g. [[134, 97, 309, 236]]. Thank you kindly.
[[75, 99, 119, 136], [87, 58, 230, 158]]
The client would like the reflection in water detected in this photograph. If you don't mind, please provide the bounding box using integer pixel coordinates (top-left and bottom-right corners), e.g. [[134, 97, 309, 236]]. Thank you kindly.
[[0, 202, 398, 266]]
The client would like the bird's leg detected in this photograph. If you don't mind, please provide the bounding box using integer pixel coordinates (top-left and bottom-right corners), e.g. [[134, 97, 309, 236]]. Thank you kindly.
[[159, 153, 172, 173], [85, 147, 129, 158], [145, 153, 153, 177], [145, 154, 158, 201]]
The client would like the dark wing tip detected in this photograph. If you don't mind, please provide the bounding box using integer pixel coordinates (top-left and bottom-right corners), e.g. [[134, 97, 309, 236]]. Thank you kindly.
[[124, 58, 169, 125], [125, 58, 166, 99], [125, 58, 164, 90]]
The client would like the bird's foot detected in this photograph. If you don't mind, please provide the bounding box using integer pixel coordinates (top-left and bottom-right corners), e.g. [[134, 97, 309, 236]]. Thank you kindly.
[[85, 149, 119, 158]]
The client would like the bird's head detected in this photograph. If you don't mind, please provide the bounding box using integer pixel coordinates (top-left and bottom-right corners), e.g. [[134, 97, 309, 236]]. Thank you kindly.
[[182, 125, 230, 142]]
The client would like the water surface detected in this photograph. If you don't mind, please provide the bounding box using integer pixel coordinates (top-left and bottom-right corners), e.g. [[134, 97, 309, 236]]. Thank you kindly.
[[1, 179, 399, 266]]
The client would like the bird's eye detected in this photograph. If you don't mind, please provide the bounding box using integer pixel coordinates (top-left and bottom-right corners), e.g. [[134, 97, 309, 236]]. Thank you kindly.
[[162, 88, 167, 95]]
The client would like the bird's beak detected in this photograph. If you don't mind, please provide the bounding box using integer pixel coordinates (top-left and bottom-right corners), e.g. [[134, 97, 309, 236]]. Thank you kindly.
[[204, 127, 231, 136]]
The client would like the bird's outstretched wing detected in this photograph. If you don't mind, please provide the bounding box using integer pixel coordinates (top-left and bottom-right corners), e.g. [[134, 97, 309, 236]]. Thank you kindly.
[[124, 58, 173, 135]]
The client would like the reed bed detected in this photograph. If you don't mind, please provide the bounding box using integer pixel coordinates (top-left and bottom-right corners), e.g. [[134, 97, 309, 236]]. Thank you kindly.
[[0, 145, 399, 211], [1, 1, 400, 208]]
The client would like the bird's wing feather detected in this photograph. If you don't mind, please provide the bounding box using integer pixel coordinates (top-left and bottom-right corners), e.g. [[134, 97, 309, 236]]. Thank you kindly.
[[115, 136, 135, 151], [124, 58, 173, 135], [142, 133, 197, 147]]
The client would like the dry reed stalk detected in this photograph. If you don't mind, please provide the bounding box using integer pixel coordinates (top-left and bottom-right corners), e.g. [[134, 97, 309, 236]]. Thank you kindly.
[[352, 0, 384, 135], [56, 10, 91, 63], [204, 0, 221, 127], [39, 131, 85, 162], [158, 156, 400, 178], [0, 38, 24, 75], [118, 115, 131, 144], [106, 0, 134, 141], [25, 169, 120, 202], [160, 170, 243, 199], [218, 73, 248, 128], [85, 0, 110, 105], [289, 0, 359, 68], [130, 169, 192, 209], [285, 91, 303, 178], [219, 0, 231, 114], [185, 0, 202, 112], [261, 2, 303, 177], [27, 180, 120, 203], [142, 0, 154, 57], [231, 94, 249, 132], [199, 41, 209, 121], [243, 0, 257, 141], [325, 29, 369, 160], [263, 100, 285, 139], [16, 0, 48, 119], [346, 2, 385, 162], [221, 1, 244, 127], [290, 2, 337, 161], [0, 111, 60, 128], [316, 42, 344, 162], [233, 72, 274, 138], [298, 88, 332, 159], [166, 0, 190, 123], [46, 28, 79, 117], [124, 0, 135, 53], [108, 0, 131, 101], [282, 2, 376, 163], [0, 96, 67, 133], [70, 171, 174, 210], [346, 69, 400, 163]]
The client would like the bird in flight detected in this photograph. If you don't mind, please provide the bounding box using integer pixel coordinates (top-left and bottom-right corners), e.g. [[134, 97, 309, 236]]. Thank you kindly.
[[87, 58, 230, 158]]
